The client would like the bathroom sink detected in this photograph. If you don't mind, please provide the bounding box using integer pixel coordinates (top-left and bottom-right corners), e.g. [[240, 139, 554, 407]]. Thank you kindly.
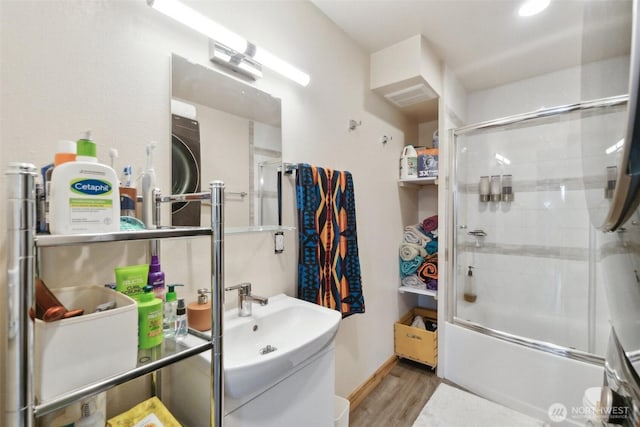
[[180, 293, 341, 399]]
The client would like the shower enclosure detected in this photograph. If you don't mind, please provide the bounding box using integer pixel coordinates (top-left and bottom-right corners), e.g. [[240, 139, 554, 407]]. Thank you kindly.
[[452, 95, 627, 356], [446, 95, 628, 423]]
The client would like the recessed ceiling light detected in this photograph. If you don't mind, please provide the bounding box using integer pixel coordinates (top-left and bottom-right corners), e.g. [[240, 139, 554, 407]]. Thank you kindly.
[[518, 0, 550, 17]]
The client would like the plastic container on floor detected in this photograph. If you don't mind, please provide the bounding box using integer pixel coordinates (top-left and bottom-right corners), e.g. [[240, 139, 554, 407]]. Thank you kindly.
[[582, 387, 601, 425], [334, 395, 350, 427]]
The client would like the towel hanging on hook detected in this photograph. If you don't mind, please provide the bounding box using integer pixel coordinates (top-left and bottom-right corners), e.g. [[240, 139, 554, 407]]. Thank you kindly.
[[295, 163, 365, 318]]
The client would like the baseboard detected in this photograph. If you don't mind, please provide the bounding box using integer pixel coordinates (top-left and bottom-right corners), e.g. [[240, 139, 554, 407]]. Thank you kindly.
[[347, 355, 398, 413]]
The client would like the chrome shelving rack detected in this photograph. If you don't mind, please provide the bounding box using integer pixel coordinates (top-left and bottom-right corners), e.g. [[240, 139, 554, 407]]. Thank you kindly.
[[4, 162, 225, 426]]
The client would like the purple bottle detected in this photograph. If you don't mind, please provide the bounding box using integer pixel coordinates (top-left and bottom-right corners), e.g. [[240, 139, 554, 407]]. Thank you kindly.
[[148, 255, 165, 301]]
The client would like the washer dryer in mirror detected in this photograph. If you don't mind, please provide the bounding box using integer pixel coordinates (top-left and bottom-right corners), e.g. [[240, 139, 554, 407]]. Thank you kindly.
[[172, 114, 201, 226]]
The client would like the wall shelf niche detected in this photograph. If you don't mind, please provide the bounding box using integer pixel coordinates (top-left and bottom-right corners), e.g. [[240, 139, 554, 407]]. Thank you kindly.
[[398, 286, 437, 299], [398, 177, 438, 189]]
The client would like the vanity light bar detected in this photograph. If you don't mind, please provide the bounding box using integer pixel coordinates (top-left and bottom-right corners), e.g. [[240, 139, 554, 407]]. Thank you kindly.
[[147, 0, 310, 86], [210, 40, 263, 80], [253, 48, 310, 87]]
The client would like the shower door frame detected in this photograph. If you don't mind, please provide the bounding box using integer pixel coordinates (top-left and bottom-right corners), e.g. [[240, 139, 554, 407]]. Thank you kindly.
[[446, 94, 628, 366]]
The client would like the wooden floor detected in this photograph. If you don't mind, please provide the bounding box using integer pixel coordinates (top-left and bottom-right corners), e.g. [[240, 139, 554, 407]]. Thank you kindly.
[[349, 359, 441, 427]]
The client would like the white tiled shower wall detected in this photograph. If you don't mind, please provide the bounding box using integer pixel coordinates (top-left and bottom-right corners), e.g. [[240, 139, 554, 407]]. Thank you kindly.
[[455, 104, 627, 355]]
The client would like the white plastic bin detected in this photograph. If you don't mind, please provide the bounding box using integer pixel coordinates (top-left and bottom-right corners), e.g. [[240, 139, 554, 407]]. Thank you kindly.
[[35, 285, 138, 402], [38, 392, 107, 426], [334, 395, 350, 427], [583, 387, 601, 425]]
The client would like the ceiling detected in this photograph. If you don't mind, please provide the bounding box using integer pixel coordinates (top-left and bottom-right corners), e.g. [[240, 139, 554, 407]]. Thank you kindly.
[[311, 0, 632, 93]]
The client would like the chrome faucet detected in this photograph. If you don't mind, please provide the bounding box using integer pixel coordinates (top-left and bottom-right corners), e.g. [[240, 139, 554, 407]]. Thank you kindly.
[[224, 282, 268, 317]]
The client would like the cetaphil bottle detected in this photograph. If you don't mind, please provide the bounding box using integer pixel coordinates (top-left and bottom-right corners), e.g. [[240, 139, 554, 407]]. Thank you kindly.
[[49, 131, 120, 234]]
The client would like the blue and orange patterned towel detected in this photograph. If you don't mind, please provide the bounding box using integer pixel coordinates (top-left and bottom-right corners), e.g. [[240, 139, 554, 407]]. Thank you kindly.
[[296, 163, 365, 318]]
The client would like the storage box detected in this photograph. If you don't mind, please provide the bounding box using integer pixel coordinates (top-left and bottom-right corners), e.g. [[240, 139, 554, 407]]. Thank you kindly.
[[394, 307, 437, 367], [107, 396, 180, 427], [417, 148, 439, 178], [35, 285, 138, 402]]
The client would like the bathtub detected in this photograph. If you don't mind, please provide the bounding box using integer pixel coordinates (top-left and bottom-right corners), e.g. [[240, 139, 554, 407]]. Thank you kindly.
[[444, 321, 604, 426], [457, 301, 610, 355], [445, 94, 625, 427]]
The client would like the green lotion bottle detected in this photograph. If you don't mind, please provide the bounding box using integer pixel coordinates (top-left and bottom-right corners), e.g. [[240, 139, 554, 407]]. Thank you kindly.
[[138, 285, 163, 349]]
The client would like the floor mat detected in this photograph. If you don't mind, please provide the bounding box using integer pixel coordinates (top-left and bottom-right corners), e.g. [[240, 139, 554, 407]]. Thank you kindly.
[[412, 383, 549, 427]]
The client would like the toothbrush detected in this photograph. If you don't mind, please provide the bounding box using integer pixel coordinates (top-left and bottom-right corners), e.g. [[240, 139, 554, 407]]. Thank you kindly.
[[109, 148, 118, 169], [140, 142, 158, 229]]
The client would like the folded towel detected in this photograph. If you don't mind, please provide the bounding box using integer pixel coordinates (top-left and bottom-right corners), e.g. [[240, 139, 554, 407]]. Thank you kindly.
[[425, 253, 438, 262], [422, 215, 438, 232], [411, 315, 426, 329], [401, 274, 426, 289], [424, 230, 437, 240], [400, 256, 424, 278], [403, 225, 431, 246], [425, 240, 438, 255], [399, 243, 427, 261], [417, 258, 438, 281], [425, 278, 438, 291]]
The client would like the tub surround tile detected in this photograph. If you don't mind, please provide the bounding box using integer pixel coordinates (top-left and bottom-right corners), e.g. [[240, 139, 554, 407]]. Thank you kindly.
[[458, 242, 588, 260], [459, 175, 605, 195], [458, 238, 635, 261]]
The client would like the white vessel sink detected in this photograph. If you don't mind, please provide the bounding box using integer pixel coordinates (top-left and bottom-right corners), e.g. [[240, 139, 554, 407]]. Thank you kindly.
[[180, 293, 341, 399]]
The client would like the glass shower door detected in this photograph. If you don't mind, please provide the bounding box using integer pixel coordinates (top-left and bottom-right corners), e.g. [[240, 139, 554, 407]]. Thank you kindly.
[[452, 100, 627, 356]]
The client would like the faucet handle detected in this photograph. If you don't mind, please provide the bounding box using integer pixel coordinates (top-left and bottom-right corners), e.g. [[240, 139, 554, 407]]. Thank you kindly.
[[224, 282, 252, 294]]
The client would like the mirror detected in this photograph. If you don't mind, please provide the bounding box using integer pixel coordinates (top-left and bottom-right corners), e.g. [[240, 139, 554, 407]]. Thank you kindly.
[[170, 53, 282, 229]]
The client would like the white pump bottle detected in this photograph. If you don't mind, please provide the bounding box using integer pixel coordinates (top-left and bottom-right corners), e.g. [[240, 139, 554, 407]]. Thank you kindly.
[[49, 131, 120, 234], [139, 141, 157, 229]]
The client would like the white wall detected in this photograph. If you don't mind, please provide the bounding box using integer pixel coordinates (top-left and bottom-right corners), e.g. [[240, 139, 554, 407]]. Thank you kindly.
[[0, 0, 415, 416], [418, 120, 438, 148], [467, 56, 630, 123]]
